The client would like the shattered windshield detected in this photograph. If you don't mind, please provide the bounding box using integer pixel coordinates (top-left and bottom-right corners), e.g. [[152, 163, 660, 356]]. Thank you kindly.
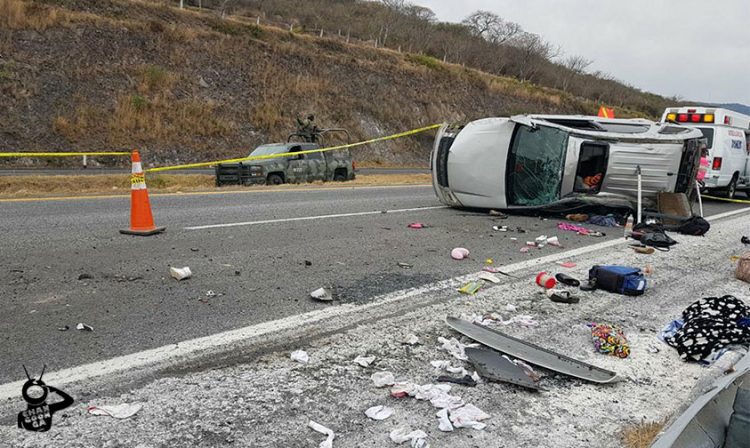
[[506, 124, 568, 206], [249, 144, 288, 157]]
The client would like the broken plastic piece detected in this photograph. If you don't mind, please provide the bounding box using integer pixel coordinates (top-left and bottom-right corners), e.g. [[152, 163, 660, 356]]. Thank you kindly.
[[408, 223, 426, 229], [448, 316, 620, 383], [371, 371, 396, 387], [353, 355, 376, 367], [397, 262, 414, 269], [87, 403, 142, 419], [478, 272, 501, 284], [308, 420, 335, 448], [291, 350, 309, 364], [310, 287, 333, 302], [390, 427, 428, 445], [364, 405, 393, 420], [458, 281, 483, 295], [492, 225, 508, 232], [451, 247, 470, 260], [169, 266, 192, 281], [547, 236, 561, 246], [466, 347, 541, 390], [76, 323, 94, 332]]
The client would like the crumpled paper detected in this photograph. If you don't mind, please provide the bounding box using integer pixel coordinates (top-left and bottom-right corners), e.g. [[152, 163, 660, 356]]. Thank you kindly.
[[364, 405, 394, 420], [371, 371, 396, 388], [390, 426, 428, 445], [353, 355, 376, 367], [437, 337, 479, 361], [449, 404, 490, 430], [436, 408, 454, 432], [291, 350, 309, 364]]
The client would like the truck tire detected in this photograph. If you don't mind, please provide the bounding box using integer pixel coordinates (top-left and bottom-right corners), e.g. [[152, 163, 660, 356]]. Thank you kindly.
[[726, 174, 739, 199], [333, 169, 347, 182], [267, 173, 284, 185]]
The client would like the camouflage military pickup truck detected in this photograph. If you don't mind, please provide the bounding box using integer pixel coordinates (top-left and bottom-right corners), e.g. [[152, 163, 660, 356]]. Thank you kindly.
[[215, 142, 356, 186]]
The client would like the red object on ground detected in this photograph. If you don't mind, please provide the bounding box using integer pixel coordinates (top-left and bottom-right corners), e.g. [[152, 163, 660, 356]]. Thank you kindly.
[[536, 272, 557, 289], [408, 223, 425, 229]]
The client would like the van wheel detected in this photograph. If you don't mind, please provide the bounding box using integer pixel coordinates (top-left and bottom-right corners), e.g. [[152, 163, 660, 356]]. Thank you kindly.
[[726, 175, 738, 199], [267, 174, 284, 185]]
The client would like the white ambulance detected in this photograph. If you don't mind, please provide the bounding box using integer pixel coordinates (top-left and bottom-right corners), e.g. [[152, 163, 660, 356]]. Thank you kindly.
[[662, 107, 750, 198]]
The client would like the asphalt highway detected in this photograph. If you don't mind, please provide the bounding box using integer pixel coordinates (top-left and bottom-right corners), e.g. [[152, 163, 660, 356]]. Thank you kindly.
[[0, 185, 746, 384]]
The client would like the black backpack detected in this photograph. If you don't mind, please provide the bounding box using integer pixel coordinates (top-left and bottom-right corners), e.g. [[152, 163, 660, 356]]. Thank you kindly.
[[633, 223, 678, 251], [676, 216, 710, 236]]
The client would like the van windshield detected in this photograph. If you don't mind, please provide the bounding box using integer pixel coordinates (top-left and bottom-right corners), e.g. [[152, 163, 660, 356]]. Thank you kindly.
[[249, 144, 289, 157], [696, 127, 714, 149], [506, 125, 568, 206]]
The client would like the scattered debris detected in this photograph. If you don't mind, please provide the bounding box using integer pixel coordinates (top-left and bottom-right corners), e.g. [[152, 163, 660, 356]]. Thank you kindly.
[[87, 403, 142, 419], [489, 210, 508, 218], [353, 355, 376, 367], [305, 260, 313, 266], [546, 236, 561, 247], [234, 270, 241, 276], [365, 405, 394, 420], [397, 262, 414, 269], [505, 304, 517, 312], [466, 348, 541, 390], [57, 325, 69, 331], [401, 334, 420, 345], [478, 272, 501, 284], [169, 266, 192, 281], [736, 253, 750, 282], [389, 427, 428, 445], [308, 420, 335, 448], [588, 215, 619, 227], [436, 375, 477, 387], [310, 287, 334, 302], [77, 273, 92, 281], [447, 316, 620, 383], [190, 248, 199, 252], [555, 273, 580, 287], [436, 408, 454, 432], [558, 222, 592, 235], [482, 267, 516, 277], [438, 337, 479, 361], [76, 323, 94, 332], [450, 247, 470, 260], [742, 236, 750, 245], [407, 223, 427, 229], [458, 281, 483, 295], [485, 258, 494, 265], [566, 213, 588, 222], [449, 403, 490, 430], [290, 350, 309, 364], [589, 323, 630, 358], [492, 225, 508, 232], [205, 290, 218, 298], [558, 261, 577, 268], [632, 245, 656, 254], [520, 247, 530, 254], [546, 289, 580, 304], [535, 272, 557, 289], [371, 371, 396, 387]]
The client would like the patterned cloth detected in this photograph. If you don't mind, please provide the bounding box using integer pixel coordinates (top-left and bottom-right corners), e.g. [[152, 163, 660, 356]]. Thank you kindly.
[[588, 323, 630, 358], [558, 222, 592, 235], [664, 296, 750, 362]]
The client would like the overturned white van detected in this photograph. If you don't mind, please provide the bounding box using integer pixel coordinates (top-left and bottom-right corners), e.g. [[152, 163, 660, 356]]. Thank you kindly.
[[431, 115, 705, 212]]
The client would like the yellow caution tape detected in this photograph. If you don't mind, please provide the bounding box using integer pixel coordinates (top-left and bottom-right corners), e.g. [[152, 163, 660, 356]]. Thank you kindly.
[[0, 152, 131, 157], [146, 124, 442, 173], [702, 195, 750, 204]]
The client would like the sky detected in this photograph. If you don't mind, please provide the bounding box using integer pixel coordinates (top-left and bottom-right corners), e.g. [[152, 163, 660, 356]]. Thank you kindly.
[[415, 0, 750, 105]]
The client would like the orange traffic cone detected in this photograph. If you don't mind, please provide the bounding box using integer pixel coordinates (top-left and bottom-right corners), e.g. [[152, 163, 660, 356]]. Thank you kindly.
[[120, 150, 166, 236]]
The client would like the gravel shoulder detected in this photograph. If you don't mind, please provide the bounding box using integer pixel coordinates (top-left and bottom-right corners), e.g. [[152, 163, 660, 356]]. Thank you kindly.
[[2, 213, 750, 448]]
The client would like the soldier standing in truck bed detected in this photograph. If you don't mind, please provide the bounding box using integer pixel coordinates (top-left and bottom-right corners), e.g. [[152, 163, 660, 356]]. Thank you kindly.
[[296, 114, 320, 143]]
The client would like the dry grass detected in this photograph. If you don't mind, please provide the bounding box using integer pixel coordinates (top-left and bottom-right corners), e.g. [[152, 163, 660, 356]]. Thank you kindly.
[[621, 419, 668, 448], [0, 173, 431, 198]]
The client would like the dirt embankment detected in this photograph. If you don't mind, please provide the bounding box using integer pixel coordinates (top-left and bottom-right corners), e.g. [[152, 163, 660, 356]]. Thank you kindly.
[[0, 0, 610, 169]]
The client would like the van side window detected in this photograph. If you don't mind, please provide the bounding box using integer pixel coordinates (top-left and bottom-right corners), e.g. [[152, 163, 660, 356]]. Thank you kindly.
[[574, 142, 608, 194]]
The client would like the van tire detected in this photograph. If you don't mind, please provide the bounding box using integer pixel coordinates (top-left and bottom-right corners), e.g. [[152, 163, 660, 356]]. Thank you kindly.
[[726, 174, 739, 199], [267, 173, 284, 185]]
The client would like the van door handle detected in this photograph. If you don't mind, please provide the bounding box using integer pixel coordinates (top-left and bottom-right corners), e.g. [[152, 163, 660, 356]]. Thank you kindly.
[[666, 172, 675, 176]]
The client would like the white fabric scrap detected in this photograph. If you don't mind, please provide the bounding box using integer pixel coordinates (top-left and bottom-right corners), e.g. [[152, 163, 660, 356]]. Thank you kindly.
[[371, 371, 396, 388], [415, 384, 464, 410], [437, 337, 479, 361], [401, 334, 420, 345], [87, 403, 142, 419], [308, 420, 335, 448], [353, 356, 376, 367], [291, 350, 309, 364], [449, 404, 490, 430], [436, 408, 454, 432], [390, 427, 428, 445], [477, 272, 501, 284], [390, 382, 418, 397], [430, 360, 469, 377], [364, 405, 394, 421]]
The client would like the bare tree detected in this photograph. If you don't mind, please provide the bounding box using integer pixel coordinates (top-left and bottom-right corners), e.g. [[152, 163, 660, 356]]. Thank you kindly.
[[559, 54, 593, 92], [462, 10, 521, 45]]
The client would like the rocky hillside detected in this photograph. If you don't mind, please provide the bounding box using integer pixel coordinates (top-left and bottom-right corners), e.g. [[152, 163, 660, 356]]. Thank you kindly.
[[1, 0, 645, 167]]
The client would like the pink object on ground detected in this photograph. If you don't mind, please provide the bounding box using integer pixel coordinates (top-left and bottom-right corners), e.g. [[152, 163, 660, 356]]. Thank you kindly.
[[559, 261, 577, 268], [558, 222, 591, 235], [451, 248, 470, 260], [408, 223, 425, 229]]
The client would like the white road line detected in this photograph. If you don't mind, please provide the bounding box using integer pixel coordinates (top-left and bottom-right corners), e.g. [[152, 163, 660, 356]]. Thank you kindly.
[[184, 205, 448, 230], [1, 206, 748, 402]]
